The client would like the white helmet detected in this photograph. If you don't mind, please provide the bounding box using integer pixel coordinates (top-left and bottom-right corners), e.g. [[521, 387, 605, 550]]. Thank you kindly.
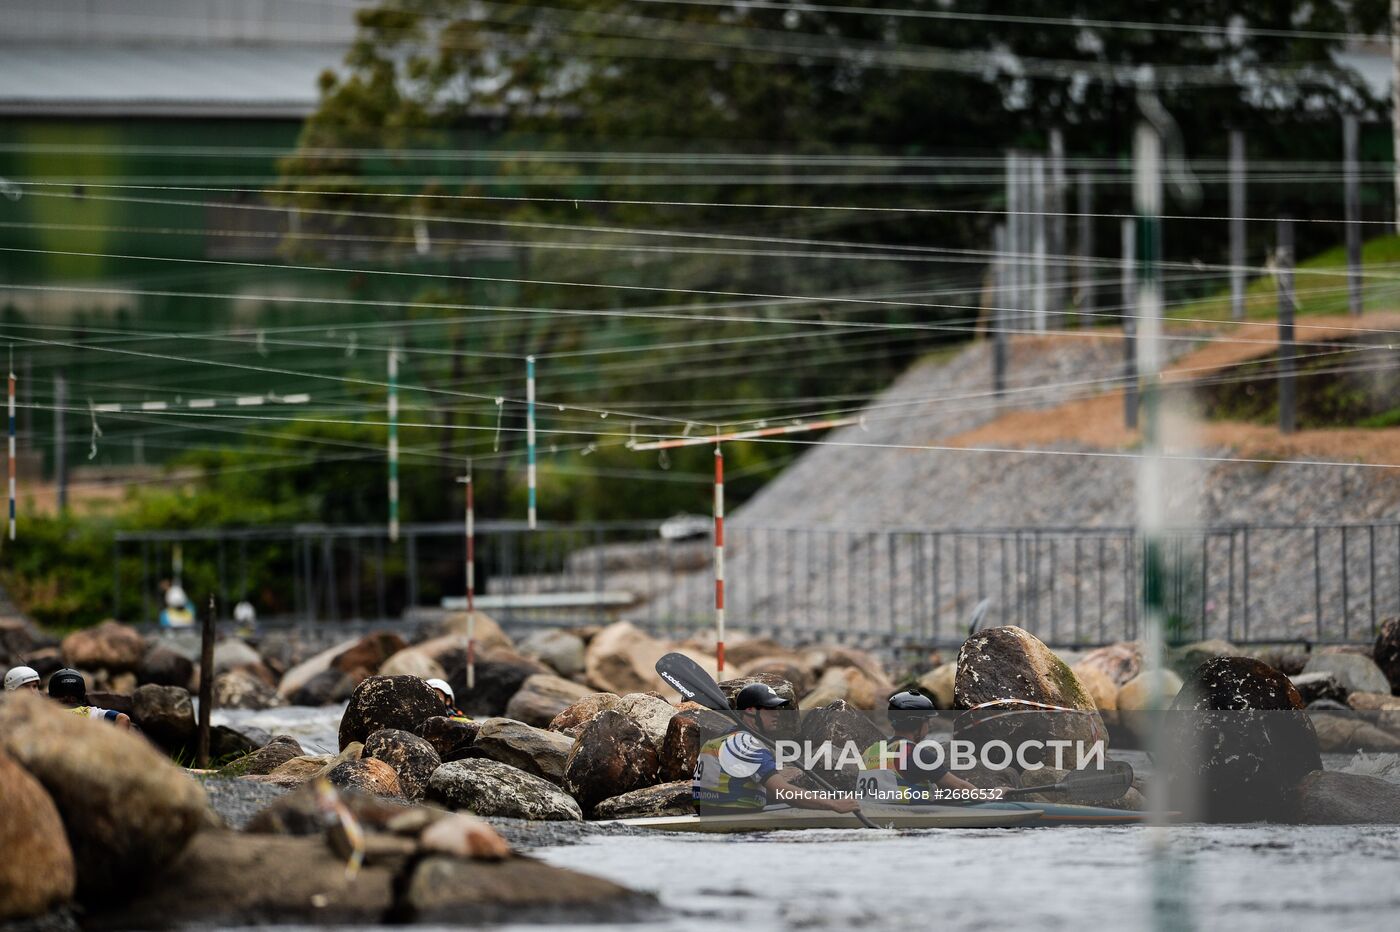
[[4, 665, 40, 691], [165, 584, 189, 609], [425, 678, 454, 703]]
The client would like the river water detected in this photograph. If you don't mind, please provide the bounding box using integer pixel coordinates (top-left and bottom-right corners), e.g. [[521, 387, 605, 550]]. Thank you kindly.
[[215, 706, 1400, 932]]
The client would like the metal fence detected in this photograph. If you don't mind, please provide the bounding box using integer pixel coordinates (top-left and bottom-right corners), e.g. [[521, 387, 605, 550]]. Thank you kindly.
[[112, 520, 1397, 648]]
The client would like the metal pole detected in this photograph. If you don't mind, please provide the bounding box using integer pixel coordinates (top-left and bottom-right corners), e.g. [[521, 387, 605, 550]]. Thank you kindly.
[[1005, 151, 1022, 331], [1031, 156, 1048, 331], [1121, 218, 1139, 430], [54, 372, 67, 514], [1229, 130, 1246, 320], [992, 224, 1008, 395], [1344, 116, 1363, 316], [1278, 217, 1297, 434], [1048, 128, 1067, 327], [1077, 172, 1094, 329], [196, 594, 215, 769]]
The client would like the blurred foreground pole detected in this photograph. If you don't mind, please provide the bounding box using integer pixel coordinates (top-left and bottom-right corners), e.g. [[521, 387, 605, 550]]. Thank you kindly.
[[1048, 128, 1067, 326], [1005, 152, 1022, 330], [1121, 219, 1138, 430], [1393, 0, 1400, 232], [1076, 172, 1094, 329], [197, 595, 215, 769], [992, 224, 1008, 395], [53, 373, 67, 514], [1344, 116, 1363, 316], [387, 347, 399, 542], [1229, 130, 1246, 320], [1277, 218, 1297, 434], [713, 445, 725, 675], [1031, 156, 1048, 331]]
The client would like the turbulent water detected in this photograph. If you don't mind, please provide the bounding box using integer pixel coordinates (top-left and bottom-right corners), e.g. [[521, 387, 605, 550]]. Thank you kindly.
[[221, 706, 1400, 932]]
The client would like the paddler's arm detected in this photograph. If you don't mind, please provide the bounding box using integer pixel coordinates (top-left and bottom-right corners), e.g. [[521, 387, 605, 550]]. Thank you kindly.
[[763, 768, 861, 813]]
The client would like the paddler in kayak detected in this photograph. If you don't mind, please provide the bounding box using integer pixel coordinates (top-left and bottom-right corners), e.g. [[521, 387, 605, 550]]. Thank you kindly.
[[426, 678, 472, 721], [692, 682, 860, 815], [860, 690, 976, 803]]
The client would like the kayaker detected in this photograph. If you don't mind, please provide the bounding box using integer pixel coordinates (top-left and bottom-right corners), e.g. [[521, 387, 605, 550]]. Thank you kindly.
[[47, 668, 133, 730], [4, 665, 41, 691], [426, 677, 472, 721], [860, 690, 976, 803], [692, 682, 861, 815]]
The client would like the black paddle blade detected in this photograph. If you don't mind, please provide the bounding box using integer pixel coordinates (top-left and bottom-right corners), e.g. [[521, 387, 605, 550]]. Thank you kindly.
[[1022, 760, 1135, 802], [656, 651, 730, 712]]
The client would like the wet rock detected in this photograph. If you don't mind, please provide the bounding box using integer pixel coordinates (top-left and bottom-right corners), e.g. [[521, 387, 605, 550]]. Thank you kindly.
[[428, 759, 582, 821], [797, 699, 886, 791], [446, 647, 551, 718], [338, 675, 446, 750], [584, 621, 669, 694], [658, 713, 703, 782], [473, 719, 575, 784], [61, 621, 146, 673], [505, 674, 595, 728], [547, 693, 623, 737], [137, 642, 194, 688], [592, 781, 693, 820], [563, 710, 660, 812], [1375, 617, 1400, 693], [719, 673, 797, 710], [1167, 639, 1239, 679], [326, 758, 403, 797], [0, 749, 75, 920], [800, 665, 886, 710], [289, 667, 356, 706], [955, 626, 1100, 714], [212, 639, 264, 675], [917, 663, 957, 710], [1071, 663, 1118, 711], [1290, 671, 1348, 706], [218, 735, 305, 777], [245, 781, 413, 836], [212, 668, 283, 710], [0, 692, 209, 904], [740, 657, 813, 698], [400, 853, 651, 924], [331, 631, 408, 682], [362, 729, 442, 800], [21, 644, 64, 679], [1301, 652, 1391, 697], [1166, 656, 1320, 822], [612, 692, 679, 747], [88, 831, 398, 929], [1116, 669, 1182, 712], [1295, 769, 1400, 824], [378, 647, 446, 681], [130, 684, 196, 752], [209, 725, 262, 761], [518, 629, 586, 678], [1074, 642, 1143, 687], [275, 636, 359, 699], [414, 716, 480, 760], [0, 616, 50, 667], [419, 812, 512, 861]]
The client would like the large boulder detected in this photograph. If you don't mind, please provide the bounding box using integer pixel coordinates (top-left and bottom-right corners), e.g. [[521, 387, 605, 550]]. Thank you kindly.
[[719, 673, 797, 710], [548, 693, 624, 737], [1167, 639, 1239, 679], [275, 636, 360, 699], [428, 759, 582, 821], [1295, 770, 1400, 824], [1116, 669, 1183, 712], [378, 647, 446, 682], [61, 620, 146, 673], [517, 629, 586, 678], [445, 647, 551, 718], [0, 749, 75, 919], [1074, 642, 1143, 687], [1309, 714, 1400, 753], [1301, 652, 1392, 697], [431, 611, 514, 652], [723, 637, 792, 669], [212, 639, 264, 676], [363, 728, 442, 800], [658, 713, 703, 783], [740, 657, 814, 699], [612, 692, 679, 748], [287, 667, 356, 706], [1165, 656, 1320, 822], [592, 781, 693, 820], [414, 716, 480, 761], [505, 674, 595, 728], [917, 663, 957, 710], [0, 616, 50, 667], [822, 646, 894, 699], [797, 699, 886, 791], [213, 668, 283, 710], [137, 642, 194, 689], [1289, 672, 1348, 706], [0, 692, 209, 903], [219, 735, 306, 777], [1071, 663, 1119, 712], [1375, 617, 1400, 693], [131, 684, 196, 752], [338, 675, 447, 750], [563, 710, 660, 812], [955, 626, 1098, 712], [331, 631, 408, 682], [326, 757, 404, 797], [800, 666, 887, 710], [584, 621, 670, 694], [473, 719, 576, 784]]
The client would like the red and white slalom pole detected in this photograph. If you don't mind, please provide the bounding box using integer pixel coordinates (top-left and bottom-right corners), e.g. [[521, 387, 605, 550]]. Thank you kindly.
[[714, 444, 725, 675], [7, 359, 15, 542]]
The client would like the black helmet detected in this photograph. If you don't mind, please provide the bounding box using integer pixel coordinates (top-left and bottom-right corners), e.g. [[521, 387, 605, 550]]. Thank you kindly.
[[48, 668, 87, 703], [734, 682, 791, 711], [888, 689, 935, 732]]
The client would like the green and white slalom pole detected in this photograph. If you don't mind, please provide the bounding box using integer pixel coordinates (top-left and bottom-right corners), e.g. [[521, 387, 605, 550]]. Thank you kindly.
[[1134, 121, 1165, 678], [388, 346, 399, 543]]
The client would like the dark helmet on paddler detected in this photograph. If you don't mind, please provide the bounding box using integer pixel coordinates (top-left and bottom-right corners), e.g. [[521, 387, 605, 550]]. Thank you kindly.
[[734, 682, 791, 711], [887, 689, 935, 732]]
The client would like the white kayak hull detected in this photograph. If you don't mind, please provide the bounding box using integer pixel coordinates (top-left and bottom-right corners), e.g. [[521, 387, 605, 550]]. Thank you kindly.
[[613, 805, 1041, 833]]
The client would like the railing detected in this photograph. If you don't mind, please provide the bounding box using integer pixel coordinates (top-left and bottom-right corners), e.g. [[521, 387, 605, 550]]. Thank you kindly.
[[112, 521, 1397, 648]]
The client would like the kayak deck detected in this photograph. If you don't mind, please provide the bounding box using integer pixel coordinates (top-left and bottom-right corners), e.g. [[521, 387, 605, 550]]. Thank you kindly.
[[971, 801, 1151, 825], [614, 805, 1041, 833]]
